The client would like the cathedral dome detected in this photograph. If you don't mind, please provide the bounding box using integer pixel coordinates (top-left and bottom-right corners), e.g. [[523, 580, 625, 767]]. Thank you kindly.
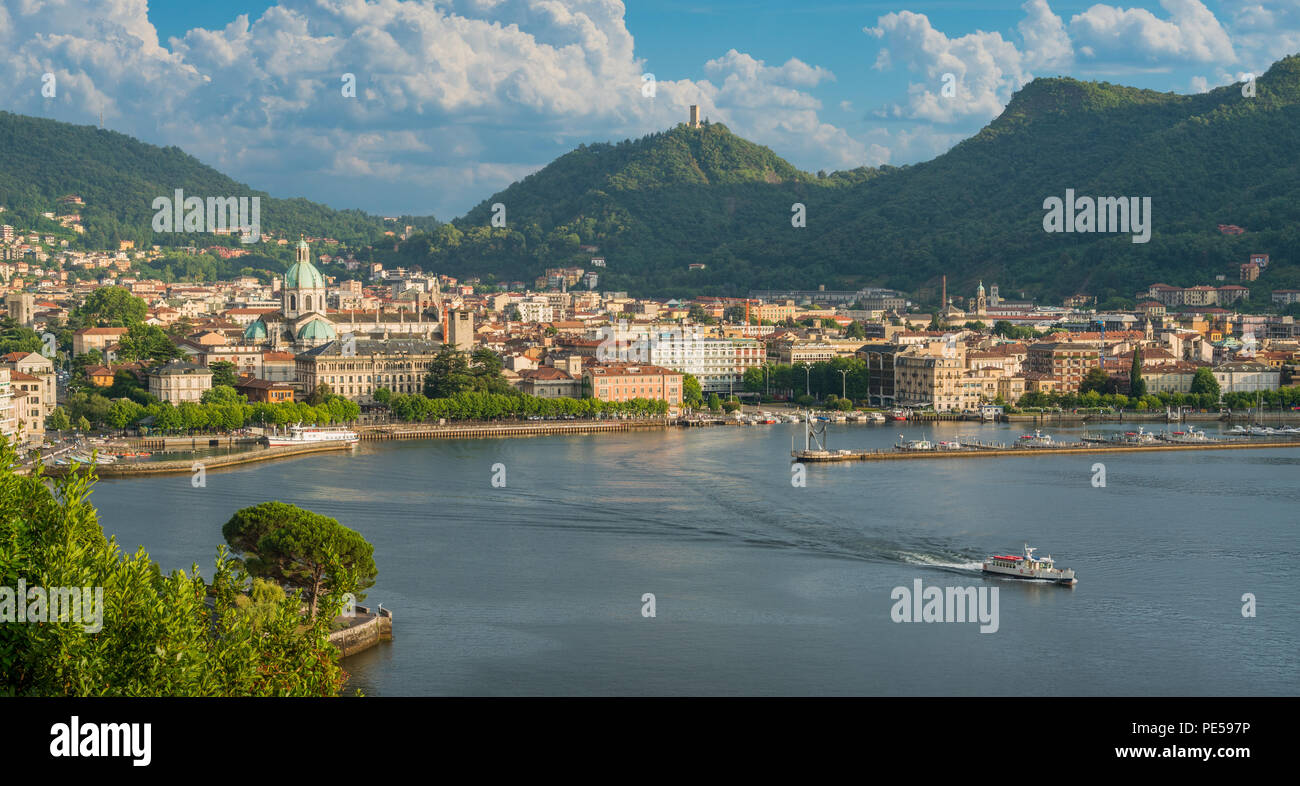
[[243, 319, 268, 341], [296, 319, 336, 342], [286, 259, 326, 290]]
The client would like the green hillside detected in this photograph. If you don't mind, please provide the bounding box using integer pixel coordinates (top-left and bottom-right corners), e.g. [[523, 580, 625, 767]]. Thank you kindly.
[[0, 111, 434, 250], [396, 53, 1300, 305]]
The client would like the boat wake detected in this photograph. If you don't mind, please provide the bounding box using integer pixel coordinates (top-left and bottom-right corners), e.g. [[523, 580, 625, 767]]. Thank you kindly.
[[893, 551, 984, 573]]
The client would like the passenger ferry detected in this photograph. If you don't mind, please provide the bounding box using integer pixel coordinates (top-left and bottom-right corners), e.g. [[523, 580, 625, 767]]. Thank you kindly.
[[265, 423, 360, 446], [983, 544, 1077, 586]]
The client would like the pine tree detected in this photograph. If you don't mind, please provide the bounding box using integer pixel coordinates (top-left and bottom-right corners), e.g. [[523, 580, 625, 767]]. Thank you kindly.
[[1129, 347, 1147, 398]]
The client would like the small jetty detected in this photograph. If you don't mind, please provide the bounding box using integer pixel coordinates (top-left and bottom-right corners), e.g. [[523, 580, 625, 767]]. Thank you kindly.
[[329, 604, 393, 658], [791, 416, 1300, 463]]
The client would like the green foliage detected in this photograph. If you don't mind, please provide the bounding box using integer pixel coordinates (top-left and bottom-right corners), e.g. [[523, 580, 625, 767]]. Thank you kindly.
[[223, 502, 377, 620], [681, 373, 704, 408], [1190, 367, 1221, 397], [384, 55, 1300, 303], [209, 360, 239, 387], [0, 318, 41, 355], [70, 286, 146, 327], [381, 390, 668, 421], [46, 407, 71, 432], [0, 439, 349, 696], [0, 110, 430, 249], [114, 323, 181, 363]]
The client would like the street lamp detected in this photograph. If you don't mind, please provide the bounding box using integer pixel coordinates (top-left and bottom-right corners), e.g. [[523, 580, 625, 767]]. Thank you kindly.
[[803, 363, 811, 397], [839, 369, 848, 402]]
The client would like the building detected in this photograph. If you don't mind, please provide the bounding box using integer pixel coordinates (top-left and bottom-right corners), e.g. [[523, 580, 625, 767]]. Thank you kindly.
[[583, 362, 682, 414], [296, 337, 443, 402], [893, 341, 969, 411], [0, 368, 14, 442], [1, 351, 56, 420], [72, 327, 129, 356], [1212, 361, 1280, 393], [1025, 342, 1100, 392], [5, 293, 35, 326], [147, 360, 213, 404], [234, 376, 295, 404], [517, 367, 581, 398], [447, 309, 474, 352], [241, 238, 339, 350]]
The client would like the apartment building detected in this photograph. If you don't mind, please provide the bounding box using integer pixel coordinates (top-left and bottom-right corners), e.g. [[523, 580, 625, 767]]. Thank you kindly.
[[583, 362, 682, 414], [893, 341, 969, 411], [1025, 342, 1100, 392]]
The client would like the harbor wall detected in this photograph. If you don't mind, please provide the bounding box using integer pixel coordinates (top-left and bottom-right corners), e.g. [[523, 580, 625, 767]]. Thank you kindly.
[[41, 441, 353, 477], [794, 440, 1300, 462], [329, 607, 393, 659]]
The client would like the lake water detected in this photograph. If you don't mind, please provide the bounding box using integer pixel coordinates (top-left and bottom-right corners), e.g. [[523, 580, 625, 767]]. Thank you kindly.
[[88, 420, 1299, 695]]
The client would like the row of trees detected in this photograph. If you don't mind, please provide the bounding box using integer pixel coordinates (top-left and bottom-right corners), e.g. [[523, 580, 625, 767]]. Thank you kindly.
[[378, 390, 669, 421], [56, 386, 361, 434]]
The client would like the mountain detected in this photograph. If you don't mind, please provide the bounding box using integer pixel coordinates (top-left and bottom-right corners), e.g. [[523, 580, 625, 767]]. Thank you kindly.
[[0, 111, 435, 251], [397, 53, 1300, 305]]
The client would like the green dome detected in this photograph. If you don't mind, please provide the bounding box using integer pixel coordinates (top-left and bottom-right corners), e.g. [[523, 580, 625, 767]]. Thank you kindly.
[[296, 319, 336, 342], [286, 259, 326, 290], [243, 319, 268, 341]]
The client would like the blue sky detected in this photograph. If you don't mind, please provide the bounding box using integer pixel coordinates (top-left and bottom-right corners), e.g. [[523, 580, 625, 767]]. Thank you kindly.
[[4, 1, 1297, 219]]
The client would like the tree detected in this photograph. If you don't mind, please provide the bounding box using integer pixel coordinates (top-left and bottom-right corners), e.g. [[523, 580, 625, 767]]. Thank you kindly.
[[71, 286, 147, 326], [0, 317, 41, 355], [306, 383, 332, 407], [844, 321, 866, 339], [202, 385, 245, 406], [1080, 368, 1113, 395], [1129, 348, 1147, 398], [423, 344, 474, 398], [0, 441, 350, 696], [223, 502, 377, 620], [1190, 367, 1220, 397], [47, 407, 71, 433], [75, 416, 91, 432], [115, 323, 181, 363], [681, 373, 704, 408], [707, 393, 722, 412], [209, 360, 239, 387]]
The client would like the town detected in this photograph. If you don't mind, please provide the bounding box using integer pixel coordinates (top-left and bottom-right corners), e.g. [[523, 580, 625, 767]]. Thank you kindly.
[[1, 201, 1297, 457]]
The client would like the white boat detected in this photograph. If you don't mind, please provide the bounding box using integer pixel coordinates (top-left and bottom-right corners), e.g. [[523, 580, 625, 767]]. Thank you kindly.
[[896, 436, 932, 451], [1247, 425, 1276, 436], [1018, 429, 1053, 447], [869, 412, 886, 423], [983, 544, 1077, 586], [265, 423, 359, 446], [1162, 425, 1213, 443]]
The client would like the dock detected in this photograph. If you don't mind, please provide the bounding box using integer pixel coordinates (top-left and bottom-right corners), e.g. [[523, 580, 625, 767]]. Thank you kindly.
[[793, 439, 1300, 462], [358, 418, 667, 440]]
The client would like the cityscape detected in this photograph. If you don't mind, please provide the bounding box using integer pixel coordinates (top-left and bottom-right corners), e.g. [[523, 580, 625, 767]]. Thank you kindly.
[[0, 0, 1292, 767]]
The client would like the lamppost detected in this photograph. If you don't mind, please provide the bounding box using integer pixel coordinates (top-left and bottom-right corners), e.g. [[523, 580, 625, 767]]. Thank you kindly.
[[803, 363, 811, 397], [839, 369, 848, 402]]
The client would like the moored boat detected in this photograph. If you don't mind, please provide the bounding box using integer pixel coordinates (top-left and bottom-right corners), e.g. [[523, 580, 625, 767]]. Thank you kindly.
[[265, 423, 359, 446]]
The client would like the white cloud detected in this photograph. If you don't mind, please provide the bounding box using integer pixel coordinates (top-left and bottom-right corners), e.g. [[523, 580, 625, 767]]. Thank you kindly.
[[0, 0, 875, 217], [1068, 0, 1236, 64]]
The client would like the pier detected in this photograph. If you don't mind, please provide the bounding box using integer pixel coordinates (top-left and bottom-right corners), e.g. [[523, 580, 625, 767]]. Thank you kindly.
[[39, 440, 354, 477], [358, 418, 667, 440], [793, 439, 1300, 462]]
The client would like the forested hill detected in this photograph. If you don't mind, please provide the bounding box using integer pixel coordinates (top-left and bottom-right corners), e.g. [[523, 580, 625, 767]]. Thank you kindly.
[[396, 53, 1300, 305], [0, 111, 434, 249]]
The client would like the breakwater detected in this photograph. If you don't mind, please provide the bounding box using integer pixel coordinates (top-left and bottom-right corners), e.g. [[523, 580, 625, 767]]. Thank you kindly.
[[40, 441, 354, 477], [793, 439, 1300, 462], [359, 419, 668, 440]]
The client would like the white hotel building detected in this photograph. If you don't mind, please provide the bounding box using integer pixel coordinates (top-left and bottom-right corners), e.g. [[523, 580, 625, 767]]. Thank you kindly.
[[595, 325, 765, 394]]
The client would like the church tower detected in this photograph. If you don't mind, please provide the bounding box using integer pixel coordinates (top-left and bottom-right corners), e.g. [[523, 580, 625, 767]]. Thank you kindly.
[[284, 237, 327, 320], [975, 281, 988, 316]]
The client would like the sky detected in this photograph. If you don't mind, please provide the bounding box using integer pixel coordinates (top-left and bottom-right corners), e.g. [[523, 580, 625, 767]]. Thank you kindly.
[[2, 0, 1297, 219]]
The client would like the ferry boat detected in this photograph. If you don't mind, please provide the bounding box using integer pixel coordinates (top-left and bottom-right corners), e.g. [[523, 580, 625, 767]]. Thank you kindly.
[[265, 423, 360, 446], [1018, 429, 1053, 447], [982, 544, 1077, 586]]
